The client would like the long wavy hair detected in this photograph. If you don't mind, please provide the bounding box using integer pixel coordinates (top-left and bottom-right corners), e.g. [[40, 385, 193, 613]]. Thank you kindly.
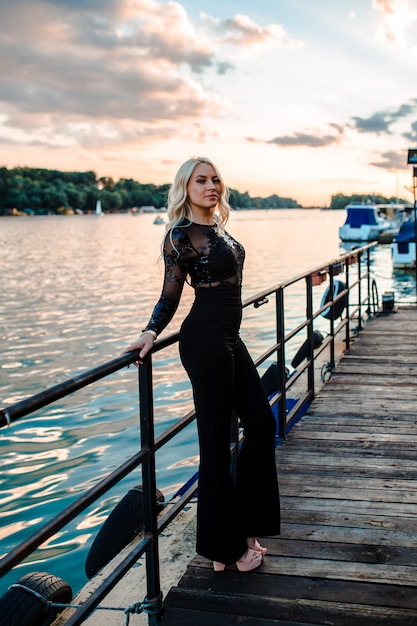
[[165, 157, 230, 236]]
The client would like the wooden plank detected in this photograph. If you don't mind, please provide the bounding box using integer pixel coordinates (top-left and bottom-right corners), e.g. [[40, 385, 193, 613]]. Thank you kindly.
[[277, 452, 417, 471], [159, 606, 315, 626], [164, 586, 417, 626], [281, 509, 417, 532], [279, 485, 417, 504], [191, 539, 417, 567], [179, 564, 417, 609], [279, 522, 417, 546], [288, 431, 417, 442], [295, 420, 417, 431], [278, 473, 417, 492], [279, 497, 417, 517]]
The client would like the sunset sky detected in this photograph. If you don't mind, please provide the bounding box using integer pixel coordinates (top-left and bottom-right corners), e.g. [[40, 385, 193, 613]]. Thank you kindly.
[[1, 0, 416, 205]]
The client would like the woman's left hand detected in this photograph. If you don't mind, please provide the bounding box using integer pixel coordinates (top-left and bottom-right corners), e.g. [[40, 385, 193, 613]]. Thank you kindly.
[[121, 333, 155, 367]]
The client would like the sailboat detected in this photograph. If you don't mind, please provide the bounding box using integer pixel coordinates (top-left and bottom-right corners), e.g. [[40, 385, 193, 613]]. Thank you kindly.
[[95, 199, 103, 216]]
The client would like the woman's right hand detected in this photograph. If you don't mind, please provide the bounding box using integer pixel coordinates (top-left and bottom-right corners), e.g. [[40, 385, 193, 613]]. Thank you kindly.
[[121, 333, 155, 367]]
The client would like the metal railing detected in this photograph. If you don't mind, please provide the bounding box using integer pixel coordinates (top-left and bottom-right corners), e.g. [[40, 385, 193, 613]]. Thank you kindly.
[[0, 242, 378, 625]]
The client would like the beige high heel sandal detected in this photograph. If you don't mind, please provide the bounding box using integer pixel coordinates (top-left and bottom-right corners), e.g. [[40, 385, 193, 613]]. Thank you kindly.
[[213, 547, 263, 572], [213, 561, 226, 572], [236, 548, 263, 572], [247, 537, 267, 555]]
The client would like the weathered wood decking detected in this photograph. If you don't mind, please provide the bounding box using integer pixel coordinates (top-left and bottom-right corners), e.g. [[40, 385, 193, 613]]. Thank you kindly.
[[160, 306, 417, 626]]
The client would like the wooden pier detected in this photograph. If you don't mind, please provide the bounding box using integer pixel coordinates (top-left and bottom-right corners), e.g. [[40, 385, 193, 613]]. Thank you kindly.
[[160, 306, 417, 626]]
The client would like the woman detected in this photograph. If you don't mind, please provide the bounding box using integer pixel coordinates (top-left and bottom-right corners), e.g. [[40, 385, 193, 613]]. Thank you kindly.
[[122, 157, 280, 572]]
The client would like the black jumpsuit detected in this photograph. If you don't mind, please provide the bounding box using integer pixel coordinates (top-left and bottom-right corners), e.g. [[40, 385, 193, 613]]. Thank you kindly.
[[144, 220, 280, 565]]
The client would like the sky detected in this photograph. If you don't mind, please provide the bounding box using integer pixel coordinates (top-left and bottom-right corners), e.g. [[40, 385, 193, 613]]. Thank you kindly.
[[0, 0, 417, 206]]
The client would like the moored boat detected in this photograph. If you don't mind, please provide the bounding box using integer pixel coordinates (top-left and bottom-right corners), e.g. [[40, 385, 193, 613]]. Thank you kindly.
[[339, 203, 403, 243]]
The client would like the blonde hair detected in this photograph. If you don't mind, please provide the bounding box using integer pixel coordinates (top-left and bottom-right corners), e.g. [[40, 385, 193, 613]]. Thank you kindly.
[[165, 157, 230, 235]]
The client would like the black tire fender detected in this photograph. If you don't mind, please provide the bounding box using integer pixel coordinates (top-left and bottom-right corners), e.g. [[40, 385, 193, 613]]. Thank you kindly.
[[291, 331, 324, 368], [85, 485, 164, 579], [0, 571, 72, 626], [261, 361, 289, 396]]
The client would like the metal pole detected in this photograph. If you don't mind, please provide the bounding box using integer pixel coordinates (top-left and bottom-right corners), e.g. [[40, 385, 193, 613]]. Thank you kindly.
[[138, 356, 162, 625], [306, 274, 315, 397], [276, 287, 286, 441], [345, 259, 350, 350], [329, 270, 335, 368]]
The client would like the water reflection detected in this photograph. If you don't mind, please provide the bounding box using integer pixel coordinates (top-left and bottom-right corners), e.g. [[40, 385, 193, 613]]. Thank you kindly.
[[392, 269, 417, 303]]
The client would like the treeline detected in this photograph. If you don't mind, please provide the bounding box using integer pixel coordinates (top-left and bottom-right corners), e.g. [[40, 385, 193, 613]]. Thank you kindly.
[[0, 167, 170, 214], [230, 190, 301, 209], [330, 193, 408, 209], [0, 166, 301, 214]]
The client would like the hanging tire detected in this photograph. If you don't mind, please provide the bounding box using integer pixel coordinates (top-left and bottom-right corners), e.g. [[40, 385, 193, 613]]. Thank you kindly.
[[371, 278, 379, 314], [85, 485, 165, 579], [291, 331, 324, 368], [320, 280, 347, 320], [0, 571, 72, 626], [261, 361, 289, 396]]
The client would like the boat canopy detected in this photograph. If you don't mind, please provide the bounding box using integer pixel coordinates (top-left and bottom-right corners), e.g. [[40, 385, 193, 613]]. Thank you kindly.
[[343, 206, 379, 227], [395, 220, 416, 243]]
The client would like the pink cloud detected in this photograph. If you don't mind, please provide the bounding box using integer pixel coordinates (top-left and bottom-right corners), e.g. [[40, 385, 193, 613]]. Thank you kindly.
[[201, 12, 303, 49]]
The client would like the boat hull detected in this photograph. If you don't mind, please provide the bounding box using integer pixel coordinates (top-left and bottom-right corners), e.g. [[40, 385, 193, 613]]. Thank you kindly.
[[339, 203, 405, 243], [391, 220, 417, 268], [392, 242, 416, 268], [339, 224, 384, 242]]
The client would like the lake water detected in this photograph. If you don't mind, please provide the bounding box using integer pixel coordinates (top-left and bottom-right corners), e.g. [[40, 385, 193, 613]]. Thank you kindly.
[[0, 210, 416, 597]]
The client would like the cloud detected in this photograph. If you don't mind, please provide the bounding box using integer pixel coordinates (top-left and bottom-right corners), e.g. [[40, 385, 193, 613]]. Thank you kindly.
[[249, 124, 344, 148], [373, 0, 398, 12], [248, 98, 416, 155], [372, 0, 417, 48], [370, 150, 410, 170], [351, 112, 393, 134], [0, 0, 221, 150], [351, 100, 417, 134], [0, 0, 302, 152], [201, 12, 303, 50], [403, 121, 417, 142]]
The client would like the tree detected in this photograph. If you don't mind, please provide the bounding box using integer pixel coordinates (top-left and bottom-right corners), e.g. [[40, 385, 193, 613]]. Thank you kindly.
[[330, 193, 408, 209]]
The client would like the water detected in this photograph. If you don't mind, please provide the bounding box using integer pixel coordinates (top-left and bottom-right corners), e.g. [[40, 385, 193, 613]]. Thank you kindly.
[[0, 210, 415, 596]]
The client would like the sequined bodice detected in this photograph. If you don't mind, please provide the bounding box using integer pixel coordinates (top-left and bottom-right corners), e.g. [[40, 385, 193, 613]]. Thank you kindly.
[[144, 220, 245, 335]]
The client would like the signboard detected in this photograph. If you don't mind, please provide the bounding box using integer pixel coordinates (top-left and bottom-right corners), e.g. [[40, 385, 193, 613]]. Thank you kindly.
[[407, 149, 417, 164]]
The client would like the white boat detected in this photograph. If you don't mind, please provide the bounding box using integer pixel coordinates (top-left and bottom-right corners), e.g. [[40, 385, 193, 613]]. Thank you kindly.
[[95, 199, 103, 216], [339, 203, 401, 243], [392, 219, 417, 268]]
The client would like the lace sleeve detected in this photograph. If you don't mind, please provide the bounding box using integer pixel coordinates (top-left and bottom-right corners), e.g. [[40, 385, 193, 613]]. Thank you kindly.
[[143, 228, 194, 336]]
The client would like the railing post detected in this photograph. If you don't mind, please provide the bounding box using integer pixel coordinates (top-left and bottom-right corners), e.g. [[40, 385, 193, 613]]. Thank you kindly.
[[138, 355, 163, 624], [306, 274, 315, 397], [366, 248, 372, 314], [357, 250, 363, 330], [329, 269, 335, 367], [276, 287, 286, 441], [345, 259, 350, 350]]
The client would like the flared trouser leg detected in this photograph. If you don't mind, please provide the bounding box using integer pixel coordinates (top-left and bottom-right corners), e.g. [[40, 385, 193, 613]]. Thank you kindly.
[[232, 339, 281, 538], [179, 292, 280, 565]]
